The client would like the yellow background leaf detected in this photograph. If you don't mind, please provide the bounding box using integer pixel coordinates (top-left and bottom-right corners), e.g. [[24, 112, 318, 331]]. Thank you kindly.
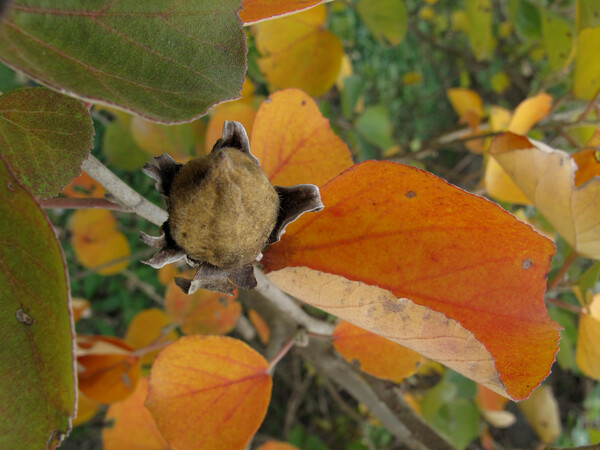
[[576, 294, 600, 380], [518, 385, 561, 443], [124, 308, 177, 366], [253, 5, 343, 97]]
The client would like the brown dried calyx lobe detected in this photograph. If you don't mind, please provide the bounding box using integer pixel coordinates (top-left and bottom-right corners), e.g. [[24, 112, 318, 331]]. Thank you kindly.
[[140, 121, 324, 295]]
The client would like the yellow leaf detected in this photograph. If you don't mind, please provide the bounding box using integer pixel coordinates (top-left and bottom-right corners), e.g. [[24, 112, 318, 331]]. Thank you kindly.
[[573, 28, 600, 100], [72, 391, 99, 427], [490, 133, 600, 258], [253, 5, 343, 97], [335, 54, 353, 91], [447, 88, 484, 129], [205, 102, 256, 154], [507, 93, 552, 135], [518, 385, 561, 443], [489, 106, 512, 132]]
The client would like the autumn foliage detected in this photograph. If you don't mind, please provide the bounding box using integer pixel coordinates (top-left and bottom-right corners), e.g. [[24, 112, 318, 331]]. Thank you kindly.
[[1, 1, 600, 449]]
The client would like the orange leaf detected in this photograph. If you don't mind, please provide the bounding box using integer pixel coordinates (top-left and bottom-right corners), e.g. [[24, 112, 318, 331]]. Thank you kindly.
[[332, 321, 421, 382], [164, 281, 241, 335], [573, 148, 600, 188], [124, 309, 177, 365], [251, 89, 353, 186], [248, 309, 271, 344], [157, 263, 180, 286], [263, 161, 559, 400], [241, 0, 324, 24], [77, 335, 141, 404], [490, 133, 600, 259], [253, 6, 343, 97], [102, 378, 168, 450], [507, 93, 552, 135], [146, 336, 272, 450], [61, 171, 105, 198], [257, 441, 300, 450]]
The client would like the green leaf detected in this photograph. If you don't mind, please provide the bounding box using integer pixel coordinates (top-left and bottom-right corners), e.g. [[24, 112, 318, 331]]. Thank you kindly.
[[509, 0, 541, 40], [0, 0, 246, 123], [465, 0, 495, 61], [433, 399, 479, 450], [573, 27, 600, 100], [0, 156, 75, 450], [355, 105, 394, 150], [0, 87, 94, 198], [341, 75, 364, 120], [103, 119, 149, 170], [356, 0, 407, 46], [577, 0, 600, 31], [580, 261, 600, 295], [542, 11, 575, 71]]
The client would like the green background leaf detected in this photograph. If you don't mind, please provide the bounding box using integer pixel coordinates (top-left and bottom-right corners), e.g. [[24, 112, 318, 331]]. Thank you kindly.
[[573, 27, 600, 100], [103, 119, 149, 170], [356, 0, 407, 47], [0, 156, 75, 450], [0, 0, 246, 123], [542, 11, 575, 71], [0, 87, 94, 199], [466, 0, 495, 61]]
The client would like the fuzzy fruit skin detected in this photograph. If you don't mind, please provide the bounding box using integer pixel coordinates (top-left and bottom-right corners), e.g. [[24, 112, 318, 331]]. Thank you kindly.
[[167, 148, 279, 268]]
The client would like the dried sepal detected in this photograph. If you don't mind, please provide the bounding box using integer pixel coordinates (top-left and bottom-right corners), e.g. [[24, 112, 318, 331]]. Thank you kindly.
[[268, 184, 324, 244], [140, 120, 323, 295]]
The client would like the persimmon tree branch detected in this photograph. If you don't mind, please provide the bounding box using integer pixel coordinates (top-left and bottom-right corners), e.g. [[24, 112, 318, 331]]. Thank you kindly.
[[81, 154, 168, 226], [39, 197, 125, 211]]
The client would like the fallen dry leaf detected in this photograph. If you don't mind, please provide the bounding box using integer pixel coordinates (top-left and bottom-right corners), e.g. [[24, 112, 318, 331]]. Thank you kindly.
[[146, 336, 272, 450], [263, 160, 559, 400], [102, 378, 168, 450], [251, 89, 353, 187], [490, 132, 600, 259], [253, 6, 343, 97], [332, 321, 421, 382]]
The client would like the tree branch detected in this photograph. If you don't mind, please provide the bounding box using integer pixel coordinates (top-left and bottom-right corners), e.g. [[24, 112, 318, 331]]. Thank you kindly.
[[40, 197, 125, 211], [81, 154, 168, 226]]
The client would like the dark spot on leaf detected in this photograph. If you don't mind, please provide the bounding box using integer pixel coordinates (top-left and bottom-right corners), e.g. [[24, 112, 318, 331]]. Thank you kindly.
[[559, 158, 564, 166], [15, 308, 33, 326], [522, 258, 532, 269], [265, 97, 271, 103], [6, 181, 14, 191], [405, 190, 416, 198], [301, 100, 306, 106]]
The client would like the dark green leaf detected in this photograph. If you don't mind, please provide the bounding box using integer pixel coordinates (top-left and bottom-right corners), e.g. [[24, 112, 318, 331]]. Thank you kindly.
[[0, 0, 246, 123], [0, 156, 75, 450], [509, 0, 542, 40], [0, 87, 94, 198]]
